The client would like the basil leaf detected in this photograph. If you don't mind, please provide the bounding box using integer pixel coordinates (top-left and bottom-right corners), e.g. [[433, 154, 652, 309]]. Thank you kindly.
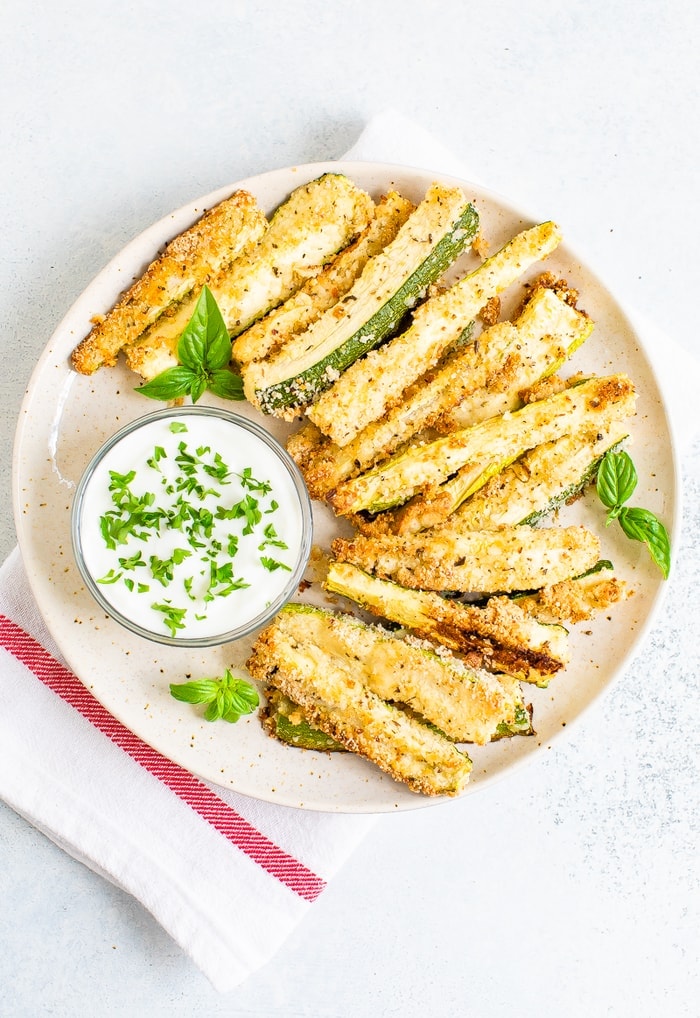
[[204, 694, 224, 722], [169, 669, 258, 722], [618, 507, 671, 579], [176, 285, 231, 372], [136, 289, 240, 404], [177, 286, 209, 370], [596, 450, 638, 511], [208, 369, 245, 401], [219, 688, 235, 719], [227, 685, 259, 715], [222, 670, 260, 713], [137, 366, 196, 401], [169, 679, 219, 704], [201, 293, 233, 371], [189, 373, 208, 405]]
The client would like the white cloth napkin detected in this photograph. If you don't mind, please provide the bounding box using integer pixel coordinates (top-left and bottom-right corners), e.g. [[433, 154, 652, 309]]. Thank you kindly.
[[2, 111, 699, 994], [0, 546, 376, 991]]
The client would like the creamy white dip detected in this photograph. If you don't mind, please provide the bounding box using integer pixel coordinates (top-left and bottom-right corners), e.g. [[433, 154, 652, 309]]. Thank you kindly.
[[74, 410, 310, 643]]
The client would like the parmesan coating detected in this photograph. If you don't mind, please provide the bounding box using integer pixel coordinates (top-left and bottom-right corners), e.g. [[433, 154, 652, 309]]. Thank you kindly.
[[332, 525, 601, 594], [71, 190, 267, 375], [125, 173, 375, 380], [247, 608, 473, 796]]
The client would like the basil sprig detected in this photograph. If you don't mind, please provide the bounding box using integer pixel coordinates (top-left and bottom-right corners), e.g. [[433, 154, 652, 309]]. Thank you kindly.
[[596, 449, 671, 578], [170, 669, 259, 723], [137, 286, 244, 404]]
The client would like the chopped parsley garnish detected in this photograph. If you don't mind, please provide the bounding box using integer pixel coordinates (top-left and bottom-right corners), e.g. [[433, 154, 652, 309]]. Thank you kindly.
[[260, 556, 292, 573], [92, 424, 296, 638]]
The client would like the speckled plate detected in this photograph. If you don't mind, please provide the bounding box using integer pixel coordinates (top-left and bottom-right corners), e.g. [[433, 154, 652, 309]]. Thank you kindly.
[[12, 162, 680, 812]]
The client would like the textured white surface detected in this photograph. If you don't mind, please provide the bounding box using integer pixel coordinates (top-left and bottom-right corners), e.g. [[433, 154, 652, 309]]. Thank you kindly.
[[1, 1, 699, 1015]]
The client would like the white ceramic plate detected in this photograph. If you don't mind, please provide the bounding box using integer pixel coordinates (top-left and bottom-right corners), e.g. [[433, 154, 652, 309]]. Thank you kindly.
[[12, 162, 679, 813]]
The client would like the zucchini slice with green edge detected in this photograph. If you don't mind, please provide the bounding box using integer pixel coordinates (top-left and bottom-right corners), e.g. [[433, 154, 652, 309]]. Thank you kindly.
[[308, 220, 562, 447], [247, 603, 473, 796], [439, 284, 594, 432], [331, 523, 602, 595], [292, 281, 585, 502], [254, 603, 529, 746], [324, 559, 569, 685], [233, 190, 415, 366], [261, 688, 345, 751], [393, 424, 630, 536], [328, 374, 636, 516], [125, 172, 375, 381], [243, 183, 480, 416]]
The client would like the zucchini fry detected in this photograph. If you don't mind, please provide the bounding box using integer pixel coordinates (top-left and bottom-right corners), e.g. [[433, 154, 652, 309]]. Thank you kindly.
[[329, 374, 636, 516], [453, 424, 629, 531], [307, 220, 562, 447], [324, 560, 569, 685], [125, 173, 374, 380], [233, 191, 415, 365], [256, 604, 528, 745], [262, 683, 532, 750], [247, 605, 473, 796], [244, 183, 480, 416], [515, 563, 629, 625], [332, 524, 601, 594], [71, 189, 267, 375], [436, 284, 594, 432], [260, 688, 344, 751], [293, 282, 585, 501], [392, 417, 631, 536]]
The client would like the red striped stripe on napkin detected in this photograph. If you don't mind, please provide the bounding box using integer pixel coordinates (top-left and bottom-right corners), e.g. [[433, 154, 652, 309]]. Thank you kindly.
[[0, 613, 326, 903]]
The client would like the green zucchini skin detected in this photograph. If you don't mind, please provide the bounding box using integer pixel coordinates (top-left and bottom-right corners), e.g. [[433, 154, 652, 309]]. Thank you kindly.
[[261, 688, 344, 751], [256, 201, 480, 413], [519, 440, 626, 526]]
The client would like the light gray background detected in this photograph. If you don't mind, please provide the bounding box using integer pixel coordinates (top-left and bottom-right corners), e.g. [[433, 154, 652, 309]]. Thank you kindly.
[[2, 2, 699, 1016]]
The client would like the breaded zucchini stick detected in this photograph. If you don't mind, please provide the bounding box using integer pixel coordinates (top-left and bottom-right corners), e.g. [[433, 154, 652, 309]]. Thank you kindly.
[[247, 606, 473, 796], [439, 423, 630, 531], [329, 374, 636, 516], [332, 524, 601, 594], [293, 283, 591, 501], [434, 285, 593, 432], [243, 183, 479, 416], [392, 414, 632, 536], [125, 173, 374, 380], [71, 189, 268, 375], [307, 220, 562, 447], [324, 560, 569, 685], [268, 605, 530, 744], [233, 191, 415, 365], [515, 563, 629, 625]]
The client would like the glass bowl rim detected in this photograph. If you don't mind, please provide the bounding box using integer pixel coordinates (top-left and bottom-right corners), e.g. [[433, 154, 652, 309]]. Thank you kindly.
[[70, 404, 314, 647]]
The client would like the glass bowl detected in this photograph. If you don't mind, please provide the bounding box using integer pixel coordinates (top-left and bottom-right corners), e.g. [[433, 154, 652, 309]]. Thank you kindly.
[[71, 405, 313, 647]]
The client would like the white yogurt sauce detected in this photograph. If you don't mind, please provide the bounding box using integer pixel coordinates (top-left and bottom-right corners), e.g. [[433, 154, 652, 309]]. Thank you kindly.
[[76, 412, 308, 641]]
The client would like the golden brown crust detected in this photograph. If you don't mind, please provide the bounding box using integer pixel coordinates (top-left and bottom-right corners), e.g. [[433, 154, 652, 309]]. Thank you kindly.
[[247, 616, 472, 796], [478, 295, 501, 326], [523, 575, 629, 625], [332, 525, 601, 594], [234, 191, 415, 366], [70, 190, 267, 374], [515, 272, 583, 315]]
